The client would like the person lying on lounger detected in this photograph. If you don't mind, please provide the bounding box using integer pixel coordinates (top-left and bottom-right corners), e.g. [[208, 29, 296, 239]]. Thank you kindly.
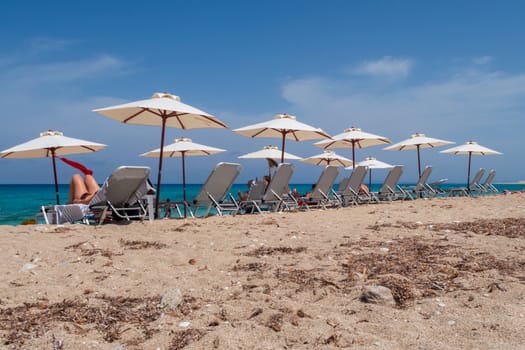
[[58, 157, 100, 204]]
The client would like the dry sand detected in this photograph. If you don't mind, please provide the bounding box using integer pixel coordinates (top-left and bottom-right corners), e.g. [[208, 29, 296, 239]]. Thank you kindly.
[[1, 194, 524, 349]]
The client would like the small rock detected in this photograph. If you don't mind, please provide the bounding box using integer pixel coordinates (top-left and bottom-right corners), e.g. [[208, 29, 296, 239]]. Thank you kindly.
[[179, 321, 190, 328], [379, 247, 389, 252], [22, 263, 37, 272], [437, 303, 446, 308], [159, 289, 183, 310], [448, 320, 456, 326], [360, 285, 395, 306]]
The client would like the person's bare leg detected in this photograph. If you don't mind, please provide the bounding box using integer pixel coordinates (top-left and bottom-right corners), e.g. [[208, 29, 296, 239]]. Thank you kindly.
[[84, 174, 100, 194], [68, 174, 88, 203]]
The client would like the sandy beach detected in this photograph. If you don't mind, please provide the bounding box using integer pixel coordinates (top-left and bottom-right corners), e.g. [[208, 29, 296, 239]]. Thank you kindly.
[[1, 194, 524, 349]]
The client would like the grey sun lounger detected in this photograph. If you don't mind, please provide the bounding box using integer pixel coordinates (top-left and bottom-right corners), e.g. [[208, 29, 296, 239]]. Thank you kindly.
[[337, 166, 370, 206], [44, 166, 155, 225], [371, 165, 408, 201], [299, 165, 340, 209], [260, 163, 296, 212], [182, 162, 242, 217], [475, 169, 498, 194], [447, 168, 485, 197], [401, 166, 434, 199], [238, 179, 268, 214]]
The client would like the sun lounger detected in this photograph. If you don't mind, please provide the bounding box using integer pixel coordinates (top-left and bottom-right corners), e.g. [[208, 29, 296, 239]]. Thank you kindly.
[[401, 166, 433, 199], [45, 166, 155, 224], [447, 168, 485, 197], [371, 165, 408, 201], [426, 178, 448, 196], [177, 162, 242, 217], [238, 179, 267, 214], [259, 163, 296, 212], [475, 169, 498, 194], [299, 165, 340, 209], [338, 166, 370, 206], [182, 162, 242, 217], [88, 166, 154, 223]]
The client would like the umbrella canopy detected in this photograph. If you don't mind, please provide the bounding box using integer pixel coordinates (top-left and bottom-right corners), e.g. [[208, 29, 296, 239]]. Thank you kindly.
[[238, 145, 302, 178], [233, 113, 331, 163], [0, 130, 106, 204], [354, 156, 394, 188], [384, 133, 454, 177], [93, 92, 228, 217], [302, 150, 353, 167], [440, 141, 502, 189], [141, 137, 225, 217], [315, 127, 391, 168]]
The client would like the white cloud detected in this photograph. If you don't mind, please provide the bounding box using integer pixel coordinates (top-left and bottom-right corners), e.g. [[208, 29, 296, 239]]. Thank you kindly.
[[3, 54, 124, 87], [29, 37, 75, 53], [281, 65, 525, 182], [473, 56, 492, 65], [353, 56, 412, 78]]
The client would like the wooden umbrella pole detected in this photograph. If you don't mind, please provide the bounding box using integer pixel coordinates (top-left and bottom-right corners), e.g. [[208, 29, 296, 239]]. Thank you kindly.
[[51, 149, 60, 204], [154, 117, 167, 219], [182, 152, 187, 218]]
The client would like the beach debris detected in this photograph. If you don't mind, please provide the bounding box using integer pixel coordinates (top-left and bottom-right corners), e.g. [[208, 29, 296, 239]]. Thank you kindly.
[[386, 218, 525, 238], [266, 313, 284, 332], [178, 321, 190, 328], [118, 239, 167, 250], [51, 334, 64, 350], [487, 282, 506, 293], [248, 307, 263, 319], [245, 246, 307, 257], [360, 285, 395, 306], [159, 289, 183, 310], [64, 240, 122, 259], [168, 329, 205, 350], [188, 258, 197, 265], [20, 218, 36, 225], [0, 295, 164, 347], [172, 222, 192, 232]]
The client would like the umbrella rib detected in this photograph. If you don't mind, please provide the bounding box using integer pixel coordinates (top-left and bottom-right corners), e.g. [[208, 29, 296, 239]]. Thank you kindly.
[[124, 108, 150, 123], [80, 145, 98, 152]]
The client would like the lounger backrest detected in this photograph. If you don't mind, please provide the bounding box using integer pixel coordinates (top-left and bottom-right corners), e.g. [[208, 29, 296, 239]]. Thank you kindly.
[[92, 166, 152, 206], [415, 166, 432, 191], [247, 180, 267, 201], [336, 177, 350, 193], [194, 162, 242, 204], [481, 169, 496, 188], [379, 166, 403, 195], [310, 166, 339, 201], [468, 168, 485, 191], [262, 163, 294, 201], [344, 166, 368, 195]]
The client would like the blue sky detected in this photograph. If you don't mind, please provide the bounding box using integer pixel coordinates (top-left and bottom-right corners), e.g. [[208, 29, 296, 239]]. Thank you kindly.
[[1, 1, 524, 185]]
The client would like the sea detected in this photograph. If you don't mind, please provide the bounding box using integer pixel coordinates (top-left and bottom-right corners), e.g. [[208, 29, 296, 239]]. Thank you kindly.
[[1, 183, 524, 226]]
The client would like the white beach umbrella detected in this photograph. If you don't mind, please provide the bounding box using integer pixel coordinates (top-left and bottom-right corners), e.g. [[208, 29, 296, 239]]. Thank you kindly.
[[238, 145, 302, 179], [233, 113, 331, 163], [354, 156, 394, 188], [384, 133, 454, 178], [315, 127, 391, 168], [141, 137, 225, 212], [302, 150, 353, 167], [93, 92, 228, 217], [440, 141, 502, 189], [0, 130, 106, 204]]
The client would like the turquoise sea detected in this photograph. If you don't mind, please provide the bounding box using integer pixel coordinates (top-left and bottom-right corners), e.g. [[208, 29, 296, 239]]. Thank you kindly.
[[1, 183, 524, 226]]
